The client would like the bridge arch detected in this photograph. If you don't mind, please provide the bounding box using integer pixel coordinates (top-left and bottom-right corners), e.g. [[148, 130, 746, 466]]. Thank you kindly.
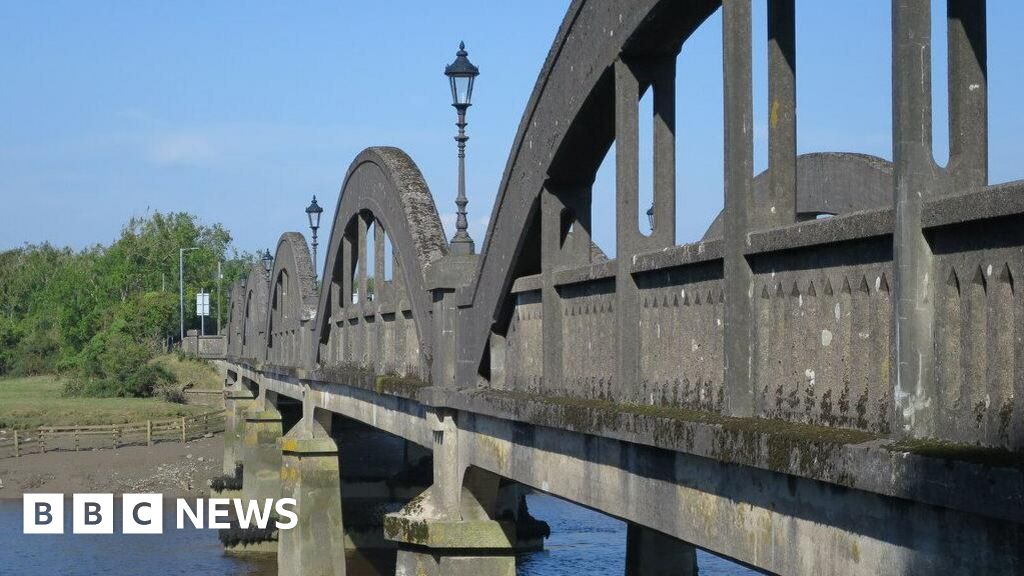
[[225, 279, 246, 358], [239, 262, 271, 363], [266, 232, 319, 368], [315, 146, 448, 377], [457, 0, 993, 439], [460, 0, 724, 392]]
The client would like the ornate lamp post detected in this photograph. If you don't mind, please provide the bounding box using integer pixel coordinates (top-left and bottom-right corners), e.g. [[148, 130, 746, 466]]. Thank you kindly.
[[305, 195, 324, 278], [261, 249, 274, 276], [444, 41, 480, 255]]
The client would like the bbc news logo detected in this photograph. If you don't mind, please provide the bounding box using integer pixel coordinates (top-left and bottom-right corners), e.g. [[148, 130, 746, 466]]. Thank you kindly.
[[23, 494, 297, 534]]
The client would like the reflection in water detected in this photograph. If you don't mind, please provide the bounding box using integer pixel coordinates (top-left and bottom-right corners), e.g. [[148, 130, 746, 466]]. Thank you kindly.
[[0, 499, 276, 576], [518, 494, 756, 576], [1, 495, 753, 575]]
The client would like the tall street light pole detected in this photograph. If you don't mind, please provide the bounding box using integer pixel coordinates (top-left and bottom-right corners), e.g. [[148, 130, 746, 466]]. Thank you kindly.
[[217, 260, 223, 335], [305, 195, 324, 280], [445, 41, 480, 255], [179, 247, 199, 341]]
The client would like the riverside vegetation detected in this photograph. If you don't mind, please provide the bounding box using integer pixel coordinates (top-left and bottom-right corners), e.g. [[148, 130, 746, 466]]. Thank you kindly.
[[0, 211, 251, 404]]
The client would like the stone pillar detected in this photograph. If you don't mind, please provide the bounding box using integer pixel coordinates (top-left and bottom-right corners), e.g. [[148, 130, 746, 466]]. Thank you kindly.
[[892, 0, 938, 438], [722, 0, 756, 417], [278, 409, 346, 576], [223, 379, 256, 476], [426, 254, 477, 389], [241, 393, 284, 504], [384, 410, 516, 576], [625, 523, 698, 576]]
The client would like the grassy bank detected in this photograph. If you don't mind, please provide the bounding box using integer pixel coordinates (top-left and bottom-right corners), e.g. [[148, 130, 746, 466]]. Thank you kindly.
[[151, 354, 223, 390], [0, 355, 222, 429]]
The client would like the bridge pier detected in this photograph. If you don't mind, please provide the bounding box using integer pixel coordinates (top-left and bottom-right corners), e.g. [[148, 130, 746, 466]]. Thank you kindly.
[[278, 403, 346, 576], [223, 375, 256, 477], [384, 410, 517, 576], [625, 523, 698, 576], [241, 391, 285, 504]]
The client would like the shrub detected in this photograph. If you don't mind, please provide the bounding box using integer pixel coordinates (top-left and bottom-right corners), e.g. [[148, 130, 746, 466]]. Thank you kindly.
[[66, 320, 177, 398], [10, 319, 60, 376]]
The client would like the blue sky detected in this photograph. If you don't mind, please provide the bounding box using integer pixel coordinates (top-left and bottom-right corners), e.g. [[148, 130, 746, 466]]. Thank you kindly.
[[1, 1, 1022, 267]]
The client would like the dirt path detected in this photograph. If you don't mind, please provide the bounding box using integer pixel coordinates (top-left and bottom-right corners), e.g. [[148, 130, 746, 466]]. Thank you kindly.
[[0, 435, 223, 499]]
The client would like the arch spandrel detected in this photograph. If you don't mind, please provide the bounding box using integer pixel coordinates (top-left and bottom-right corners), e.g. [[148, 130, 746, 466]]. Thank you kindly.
[[266, 232, 320, 369], [240, 262, 271, 364], [459, 0, 720, 383], [226, 280, 246, 358], [315, 146, 448, 375]]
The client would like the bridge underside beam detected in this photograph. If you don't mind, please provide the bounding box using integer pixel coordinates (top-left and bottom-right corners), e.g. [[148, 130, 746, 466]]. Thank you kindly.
[[231, 362, 1022, 576]]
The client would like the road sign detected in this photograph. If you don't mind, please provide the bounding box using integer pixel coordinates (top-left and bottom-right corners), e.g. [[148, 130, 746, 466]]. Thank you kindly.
[[196, 292, 210, 316]]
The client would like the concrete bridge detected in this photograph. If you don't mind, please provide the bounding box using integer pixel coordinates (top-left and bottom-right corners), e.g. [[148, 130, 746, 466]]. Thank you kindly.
[[216, 1, 1023, 574]]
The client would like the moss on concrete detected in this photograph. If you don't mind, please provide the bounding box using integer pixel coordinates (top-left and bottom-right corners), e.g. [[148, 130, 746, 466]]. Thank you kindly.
[[375, 373, 430, 397], [383, 514, 431, 545], [314, 362, 430, 399], [887, 438, 1024, 471], [472, 389, 878, 479]]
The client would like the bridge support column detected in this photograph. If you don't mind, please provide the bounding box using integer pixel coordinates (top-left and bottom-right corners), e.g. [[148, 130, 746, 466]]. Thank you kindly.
[[278, 404, 346, 576], [625, 523, 698, 576], [223, 378, 256, 477], [241, 391, 284, 504], [384, 410, 516, 576]]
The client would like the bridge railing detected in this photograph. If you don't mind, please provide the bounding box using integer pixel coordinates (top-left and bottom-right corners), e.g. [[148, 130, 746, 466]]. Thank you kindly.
[[496, 179, 1023, 448]]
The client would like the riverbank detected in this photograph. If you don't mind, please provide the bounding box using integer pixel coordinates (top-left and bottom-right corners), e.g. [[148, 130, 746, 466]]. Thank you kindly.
[[0, 434, 223, 499], [0, 355, 223, 430]]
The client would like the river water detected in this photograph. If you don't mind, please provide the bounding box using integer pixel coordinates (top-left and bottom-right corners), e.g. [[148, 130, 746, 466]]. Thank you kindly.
[[0, 495, 754, 575]]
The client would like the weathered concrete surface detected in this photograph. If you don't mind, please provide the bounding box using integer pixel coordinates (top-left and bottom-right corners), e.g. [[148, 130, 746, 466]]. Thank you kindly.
[[241, 397, 284, 504], [231, 367, 1023, 575], [266, 232, 319, 370], [181, 333, 226, 358], [223, 375, 257, 476], [278, 419, 346, 576]]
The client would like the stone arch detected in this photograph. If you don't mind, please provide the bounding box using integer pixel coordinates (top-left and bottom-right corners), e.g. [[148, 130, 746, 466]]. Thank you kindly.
[[239, 262, 271, 364], [226, 279, 246, 358], [266, 232, 319, 368], [315, 147, 447, 377], [458, 0, 900, 387], [459, 0, 722, 385]]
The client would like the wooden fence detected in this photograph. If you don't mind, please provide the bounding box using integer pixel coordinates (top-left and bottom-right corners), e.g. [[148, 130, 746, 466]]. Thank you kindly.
[[0, 410, 225, 459], [182, 389, 225, 408]]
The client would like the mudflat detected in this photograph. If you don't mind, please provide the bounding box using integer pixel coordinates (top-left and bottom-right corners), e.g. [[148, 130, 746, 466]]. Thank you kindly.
[[0, 434, 223, 499]]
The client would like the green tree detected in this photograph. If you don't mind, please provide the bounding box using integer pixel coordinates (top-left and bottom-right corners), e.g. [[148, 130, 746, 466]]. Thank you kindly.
[[0, 211, 255, 396]]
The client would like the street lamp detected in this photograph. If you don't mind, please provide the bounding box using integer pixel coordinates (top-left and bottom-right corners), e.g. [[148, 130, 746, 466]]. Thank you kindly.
[[646, 204, 655, 232], [444, 41, 480, 255], [305, 195, 324, 279], [261, 249, 274, 276], [179, 247, 200, 341]]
